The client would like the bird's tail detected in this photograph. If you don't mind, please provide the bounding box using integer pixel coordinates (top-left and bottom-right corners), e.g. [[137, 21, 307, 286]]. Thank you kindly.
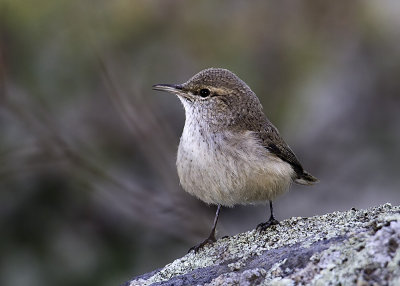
[[295, 170, 319, 186]]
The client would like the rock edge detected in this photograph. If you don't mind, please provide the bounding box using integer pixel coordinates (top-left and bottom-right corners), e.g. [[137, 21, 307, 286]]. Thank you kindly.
[[127, 203, 400, 286]]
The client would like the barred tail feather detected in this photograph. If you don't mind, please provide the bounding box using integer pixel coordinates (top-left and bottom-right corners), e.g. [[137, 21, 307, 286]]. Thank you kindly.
[[295, 170, 319, 186]]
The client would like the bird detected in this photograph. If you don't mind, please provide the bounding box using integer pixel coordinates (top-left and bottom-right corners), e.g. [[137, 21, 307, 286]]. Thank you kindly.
[[153, 68, 318, 252]]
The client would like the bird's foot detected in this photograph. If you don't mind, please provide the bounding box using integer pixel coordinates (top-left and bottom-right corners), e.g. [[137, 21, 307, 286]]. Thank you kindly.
[[256, 218, 279, 232], [188, 235, 216, 253]]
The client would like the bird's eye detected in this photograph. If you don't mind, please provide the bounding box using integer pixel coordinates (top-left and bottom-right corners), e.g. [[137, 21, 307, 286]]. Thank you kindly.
[[199, 89, 210, 97]]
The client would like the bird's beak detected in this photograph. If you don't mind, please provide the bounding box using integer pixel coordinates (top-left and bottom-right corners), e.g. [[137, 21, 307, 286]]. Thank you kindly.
[[152, 84, 183, 93], [153, 83, 194, 102]]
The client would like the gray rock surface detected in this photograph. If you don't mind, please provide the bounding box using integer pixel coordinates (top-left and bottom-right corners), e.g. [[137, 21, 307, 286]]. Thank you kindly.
[[127, 204, 400, 285]]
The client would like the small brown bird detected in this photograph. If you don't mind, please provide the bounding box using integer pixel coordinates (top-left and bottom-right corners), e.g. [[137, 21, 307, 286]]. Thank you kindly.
[[153, 68, 318, 252]]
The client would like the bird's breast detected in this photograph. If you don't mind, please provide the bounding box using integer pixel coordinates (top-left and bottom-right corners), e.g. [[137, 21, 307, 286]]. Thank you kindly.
[[176, 124, 295, 206]]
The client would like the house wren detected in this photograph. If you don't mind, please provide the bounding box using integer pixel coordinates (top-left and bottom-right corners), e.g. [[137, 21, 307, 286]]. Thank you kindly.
[[153, 68, 318, 252]]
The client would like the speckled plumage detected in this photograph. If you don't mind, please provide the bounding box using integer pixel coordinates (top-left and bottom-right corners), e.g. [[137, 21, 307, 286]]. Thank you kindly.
[[154, 68, 317, 207]]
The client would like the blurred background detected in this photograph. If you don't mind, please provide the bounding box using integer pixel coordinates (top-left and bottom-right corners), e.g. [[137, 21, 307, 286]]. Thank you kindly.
[[1, 0, 400, 285]]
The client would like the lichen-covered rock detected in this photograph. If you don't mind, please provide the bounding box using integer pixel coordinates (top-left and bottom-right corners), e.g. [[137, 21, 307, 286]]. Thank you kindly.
[[127, 204, 400, 286]]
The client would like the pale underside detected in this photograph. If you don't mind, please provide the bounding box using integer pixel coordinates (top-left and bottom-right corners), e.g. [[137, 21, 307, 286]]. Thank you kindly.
[[177, 126, 295, 207]]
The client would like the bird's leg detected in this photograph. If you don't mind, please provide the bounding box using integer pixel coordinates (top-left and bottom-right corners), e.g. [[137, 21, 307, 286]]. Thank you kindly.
[[189, 204, 221, 253], [257, 200, 279, 232]]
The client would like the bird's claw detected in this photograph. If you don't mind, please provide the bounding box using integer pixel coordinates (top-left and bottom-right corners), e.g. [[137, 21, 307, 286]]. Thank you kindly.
[[188, 236, 216, 253], [256, 218, 279, 232]]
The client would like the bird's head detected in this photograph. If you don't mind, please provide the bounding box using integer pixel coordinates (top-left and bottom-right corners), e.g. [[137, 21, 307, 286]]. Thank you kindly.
[[153, 68, 263, 129]]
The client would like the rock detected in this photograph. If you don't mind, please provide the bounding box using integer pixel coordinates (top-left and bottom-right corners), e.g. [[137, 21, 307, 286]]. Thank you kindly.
[[126, 203, 400, 285]]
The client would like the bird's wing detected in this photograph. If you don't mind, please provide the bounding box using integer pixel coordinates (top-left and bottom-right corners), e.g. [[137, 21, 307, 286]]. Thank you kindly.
[[255, 122, 305, 177], [232, 110, 318, 184]]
